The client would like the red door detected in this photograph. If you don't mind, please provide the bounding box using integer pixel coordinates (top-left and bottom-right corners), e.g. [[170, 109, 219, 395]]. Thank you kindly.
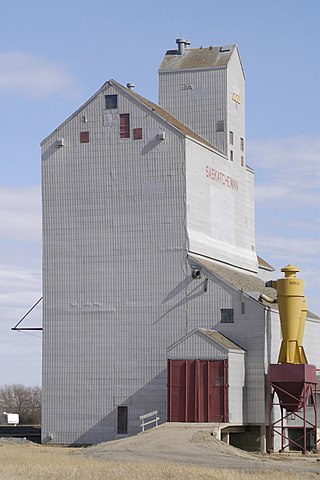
[[168, 359, 228, 422]]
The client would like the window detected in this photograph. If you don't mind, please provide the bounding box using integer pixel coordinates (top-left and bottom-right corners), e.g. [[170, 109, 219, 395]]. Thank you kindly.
[[229, 131, 234, 145], [133, 128, 142, 140], [120, 113, 130, 138], [80, 131, 89, 143], [241, 155, 244, 167], [216, 120, 224, 132], [105, 94, 118, 109], [221, 308, 234, 323], [117, 406, 128, 434], [230, 150, 233, 161], [240, 137, 244, 151]]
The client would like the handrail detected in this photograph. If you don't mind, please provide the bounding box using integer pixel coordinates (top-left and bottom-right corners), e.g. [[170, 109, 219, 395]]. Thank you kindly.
[[139, 410, 160, 432]]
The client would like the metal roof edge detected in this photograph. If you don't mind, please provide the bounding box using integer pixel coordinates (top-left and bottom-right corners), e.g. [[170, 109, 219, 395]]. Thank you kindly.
[[158, 65, 228, 75], [184, 135, 227, 159], [199, 328, 246, 352], [41, 78, 226, 159], [167, 327, 245, 354], [233, 45, 246, 81]]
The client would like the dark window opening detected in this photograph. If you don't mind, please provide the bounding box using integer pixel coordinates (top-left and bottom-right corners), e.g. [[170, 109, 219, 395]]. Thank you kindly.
[[105, 94, 118, 109], [133, 128, 142, 140], [221, 308, 234, 323], [241, 155, 244, 167], [117, 406, 128, 434], [80, 131, 89, 143], [216, 120, 224, 132], [120, 113, 130, 138], [240, 137, 244, 151], [230, 150, 233, 161], [229, 131, 234, 145]]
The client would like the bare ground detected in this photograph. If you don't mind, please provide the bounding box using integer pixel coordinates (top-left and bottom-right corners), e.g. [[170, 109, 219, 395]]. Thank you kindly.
[[78, 423, 320, 475]]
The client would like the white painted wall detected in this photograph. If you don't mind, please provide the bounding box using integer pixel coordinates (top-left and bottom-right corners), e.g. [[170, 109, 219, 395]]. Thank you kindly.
[[185, 138, 257, 272]]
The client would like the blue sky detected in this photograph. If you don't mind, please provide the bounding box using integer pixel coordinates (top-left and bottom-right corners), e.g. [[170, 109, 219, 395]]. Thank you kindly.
[[0, 0, 319, 386]]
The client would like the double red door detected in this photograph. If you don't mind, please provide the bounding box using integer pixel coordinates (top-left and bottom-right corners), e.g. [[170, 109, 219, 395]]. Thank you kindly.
[[168, 359, 228, 422]]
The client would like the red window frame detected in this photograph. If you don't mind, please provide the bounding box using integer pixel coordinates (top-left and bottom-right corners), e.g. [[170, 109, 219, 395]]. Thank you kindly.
[[133, 128, 142, 140], [120, 113, 130, 138]]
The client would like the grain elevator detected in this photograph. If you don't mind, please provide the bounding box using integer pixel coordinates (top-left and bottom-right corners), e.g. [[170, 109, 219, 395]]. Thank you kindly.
[[41, 38, 320, 450]]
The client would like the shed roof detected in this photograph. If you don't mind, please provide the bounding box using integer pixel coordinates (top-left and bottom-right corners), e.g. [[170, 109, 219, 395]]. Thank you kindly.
[[190, 255, 320, 319], [192, 255, 276, 300], [159, 45, 236, 71], [200, 329, 245, 351], [257, 256, 274, 271]]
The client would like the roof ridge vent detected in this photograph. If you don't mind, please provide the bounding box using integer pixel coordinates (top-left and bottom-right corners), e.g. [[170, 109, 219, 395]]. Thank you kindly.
[[176, 37, 190, 55]]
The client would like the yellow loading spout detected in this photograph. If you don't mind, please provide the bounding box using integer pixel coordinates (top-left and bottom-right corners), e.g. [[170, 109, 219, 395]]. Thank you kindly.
[[266, 265, 308, 364]]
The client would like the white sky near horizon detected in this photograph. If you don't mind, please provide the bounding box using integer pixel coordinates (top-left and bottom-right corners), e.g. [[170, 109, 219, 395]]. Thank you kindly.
[[0, 0, 319, 386]]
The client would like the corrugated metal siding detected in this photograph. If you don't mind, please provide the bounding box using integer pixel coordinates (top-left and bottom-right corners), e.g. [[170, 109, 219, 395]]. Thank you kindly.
[[159, 68, 228, 154], [41, 77, 275, 445], [42, 86, 190, 444]]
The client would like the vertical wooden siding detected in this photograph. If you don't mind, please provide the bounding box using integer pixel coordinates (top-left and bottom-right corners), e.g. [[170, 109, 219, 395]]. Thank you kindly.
[[168, 359, 228, 422]]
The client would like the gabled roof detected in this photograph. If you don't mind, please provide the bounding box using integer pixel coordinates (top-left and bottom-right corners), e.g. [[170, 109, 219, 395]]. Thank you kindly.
[[42, 79, 225, 157], [167, 327, 245, 355], [159, 45, 236, 71], [201, 329, 245, 351]]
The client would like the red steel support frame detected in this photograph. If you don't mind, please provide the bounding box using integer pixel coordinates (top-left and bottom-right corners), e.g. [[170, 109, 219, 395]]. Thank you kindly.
[[269, 375, 318, 453]]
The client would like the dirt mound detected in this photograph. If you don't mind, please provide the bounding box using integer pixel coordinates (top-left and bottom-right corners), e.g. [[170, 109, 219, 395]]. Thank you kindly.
[[79, 423, 320, 474], [81, 424, 267, 469]]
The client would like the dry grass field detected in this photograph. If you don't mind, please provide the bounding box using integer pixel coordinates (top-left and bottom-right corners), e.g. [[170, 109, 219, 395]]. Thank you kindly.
[[0, 443, 318, 480], [1, 425, 320, 480]]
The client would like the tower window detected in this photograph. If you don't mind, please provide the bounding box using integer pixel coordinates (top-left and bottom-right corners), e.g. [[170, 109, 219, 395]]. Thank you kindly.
[[230, 150, 234, 161], [221, 308, 234, 323], [120, 114, 130, 138], [105, 94, 118, 109], [216, 120, 224, 132], [117, 406, 128, 434], [241, 155, 244, 167], [240, 137, 244, 151], [229, 131, 234, 145]]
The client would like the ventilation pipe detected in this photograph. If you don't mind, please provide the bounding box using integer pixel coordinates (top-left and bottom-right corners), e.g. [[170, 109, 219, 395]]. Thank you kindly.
[[176, 38, 190, 55], [127, 83, 135, 90], [259, 293, 277, 304]]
